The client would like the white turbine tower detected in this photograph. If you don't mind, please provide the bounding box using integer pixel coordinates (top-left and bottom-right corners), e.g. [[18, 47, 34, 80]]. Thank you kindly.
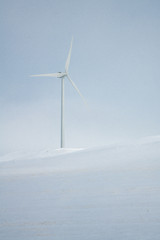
[[31, 38, 86, 148]]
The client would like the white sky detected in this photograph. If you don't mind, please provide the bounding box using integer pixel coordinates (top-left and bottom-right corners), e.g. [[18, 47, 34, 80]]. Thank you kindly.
[[1, 0, 160, 153]]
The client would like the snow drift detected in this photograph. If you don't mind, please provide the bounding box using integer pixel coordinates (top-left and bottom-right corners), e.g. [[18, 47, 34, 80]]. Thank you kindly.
[[0, 138, 160, 239]]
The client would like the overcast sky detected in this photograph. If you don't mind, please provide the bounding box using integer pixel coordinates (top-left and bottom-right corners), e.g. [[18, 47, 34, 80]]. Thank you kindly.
[[1, 0, 160, 154]]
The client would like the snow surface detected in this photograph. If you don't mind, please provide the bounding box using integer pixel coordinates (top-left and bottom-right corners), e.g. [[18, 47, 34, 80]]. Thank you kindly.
[[1, 139, 160, 239]]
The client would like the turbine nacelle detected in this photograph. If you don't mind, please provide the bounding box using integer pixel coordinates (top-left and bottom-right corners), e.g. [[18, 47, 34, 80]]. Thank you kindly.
[[57, 72, 67, 78]]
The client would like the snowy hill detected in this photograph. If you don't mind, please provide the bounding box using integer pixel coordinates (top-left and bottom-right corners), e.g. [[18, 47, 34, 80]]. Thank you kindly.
[[1, 139, 160, 239]]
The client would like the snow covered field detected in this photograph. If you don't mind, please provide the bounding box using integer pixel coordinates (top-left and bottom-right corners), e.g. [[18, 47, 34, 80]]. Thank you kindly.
[[1, 139, 160, 239]]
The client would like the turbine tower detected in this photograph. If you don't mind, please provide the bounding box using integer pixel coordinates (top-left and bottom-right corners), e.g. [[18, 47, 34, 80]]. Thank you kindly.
[[31, 38, 85, 148]]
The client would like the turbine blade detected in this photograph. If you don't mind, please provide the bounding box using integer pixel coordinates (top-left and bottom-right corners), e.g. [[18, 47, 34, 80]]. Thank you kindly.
[[67, 75, 87, 105], [65, 37, 73, 73], [30, 73, 59, 77]]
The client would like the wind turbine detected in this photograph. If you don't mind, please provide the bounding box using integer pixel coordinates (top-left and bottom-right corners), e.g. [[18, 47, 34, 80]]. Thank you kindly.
[[30, 38, 86, 148]]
